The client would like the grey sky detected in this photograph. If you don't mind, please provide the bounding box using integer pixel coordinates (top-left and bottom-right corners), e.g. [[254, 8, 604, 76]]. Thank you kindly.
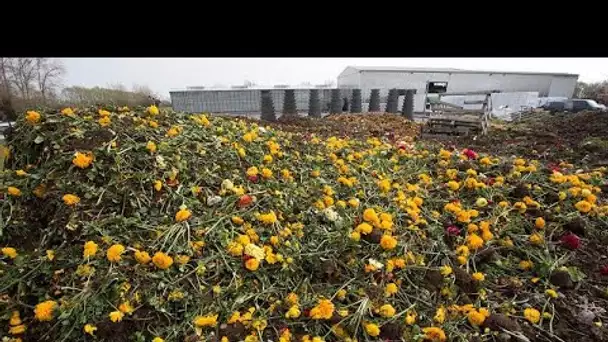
[[61, 58, 608, 100]]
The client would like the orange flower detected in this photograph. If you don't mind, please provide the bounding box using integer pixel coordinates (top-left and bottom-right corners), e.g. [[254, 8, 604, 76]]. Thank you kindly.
[[73, 152, 93, 169]]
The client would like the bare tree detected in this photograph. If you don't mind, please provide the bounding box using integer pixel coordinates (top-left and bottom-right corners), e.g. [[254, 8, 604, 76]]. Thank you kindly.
[[9, 58, 36, 100], [0, 58, 13, 98], [35, 58, 65, 103]]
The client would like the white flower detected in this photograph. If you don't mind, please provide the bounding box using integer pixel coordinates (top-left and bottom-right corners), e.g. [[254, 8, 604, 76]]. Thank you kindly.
[[221, 179, 234, 191], [155, 155, 166, 169], [368, 258, 384, 269], [323, 208, 339, 222], [207, 195, 222, 206], [244, 243, 266, 261], [258, 127, 267, 134]]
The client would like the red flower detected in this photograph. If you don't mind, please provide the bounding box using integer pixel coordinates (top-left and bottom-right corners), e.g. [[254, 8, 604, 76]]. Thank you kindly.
[[238, 195, 253, 208], [486, 177, 496, 186], [600, 265, 608, 276], [247, 174, 259, 183], [548, 163, 561, 173], [560, 233, 581, 250], [446, 225, 461, 236], [462, 148, 478, 160]]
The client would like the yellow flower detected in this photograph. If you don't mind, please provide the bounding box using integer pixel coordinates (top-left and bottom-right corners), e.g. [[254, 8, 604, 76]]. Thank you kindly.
[[61, 107, 75, 116], [72, 152, 93, 169], [379, 234, 398, 250], [194, 314, 218, 327], [175, 208, 192, 222], [106, 244, 125, 263], [152, 252, 174, 269], [364, 322, 380, 337], [529, 233, 544, 245], [118, 301, 135, 314], [147, 105, 160, 115], [476, 197, 488, 207], [355, 222, 373, 235], [10, 311, 22, 326], [378, 179, 391, 193], [310, 299, 335, 320], [149, 120, 159, 128], [245, 258, 260, 271], [15, 169, 27, 176], [422, 327, 447, 342], [524, 308, 541, 324], [83, 241, 98, 258], [146, 141, 157, 153], [472, 272, 485, 281], [62, 194, 80, 206], [363, 208, 379, 224], [134, 250, 151, 264], [258, 211, 277, 225], [285, 305, 301, 319], [7, 187, 21, 197], [154, 180, 162, 191], [378, 304, 396, 318], [467, 309, 486, 326], [348, 198, 360, 208], [34, 300, 58, 321], [46, 250, 55, 261], [98, 109, 111, 117], [447, 180, 460, 191], [2, 247, 17, 259], [385, 282, 398, 296], [176, 255, 190, 265], [167, 126, 180, 137], [434, 306, 446, 323], [98, 116, 111, 127], [109, 310, 124, 323], [519, 260, 534, 271], [440, 265, 453, 276], [227, 241, 244, 256], [466, 233, 484, 250], [232, 216, 245, 225], [152, 338, 164, 342], [246, 166, 259, 177], [9, 324, 26, 335], [261, 168, 273, 178], [545, 289, 558, 299], [405, 311, 417, 325], [575, 200, 592, 213], [26, 110, 41, 124], [535, 217, 546, 229]]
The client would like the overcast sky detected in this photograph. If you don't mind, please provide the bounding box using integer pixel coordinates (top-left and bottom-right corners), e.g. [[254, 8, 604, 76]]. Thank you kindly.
[[61, 58, 608, 99]]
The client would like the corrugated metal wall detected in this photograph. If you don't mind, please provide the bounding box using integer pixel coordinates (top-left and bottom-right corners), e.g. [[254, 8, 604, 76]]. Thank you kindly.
[[171, 89, 349, 114], [342, 71, 576, 97]]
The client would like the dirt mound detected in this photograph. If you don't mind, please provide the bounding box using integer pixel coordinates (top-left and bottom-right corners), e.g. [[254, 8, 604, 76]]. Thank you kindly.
[[271, 113, 420, 141], [446, 111, 608, 165]]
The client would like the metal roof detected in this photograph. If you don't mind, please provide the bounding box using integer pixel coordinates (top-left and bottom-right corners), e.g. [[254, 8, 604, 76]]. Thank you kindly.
[[346, 66, 579, 77], [170, 86, 335, 93]]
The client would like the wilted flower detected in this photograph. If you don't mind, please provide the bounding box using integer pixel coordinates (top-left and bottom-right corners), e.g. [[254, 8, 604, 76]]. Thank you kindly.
[[560, 233, 581, 250]]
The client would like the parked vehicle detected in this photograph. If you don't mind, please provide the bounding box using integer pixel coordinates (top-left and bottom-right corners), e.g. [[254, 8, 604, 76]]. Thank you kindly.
[[564, 99, 606, 113], [541, 101, 566, 113]]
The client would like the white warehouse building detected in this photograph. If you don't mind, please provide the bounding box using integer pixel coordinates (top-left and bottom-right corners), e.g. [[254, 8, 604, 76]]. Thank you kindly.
[[338, 66, 579, 110]]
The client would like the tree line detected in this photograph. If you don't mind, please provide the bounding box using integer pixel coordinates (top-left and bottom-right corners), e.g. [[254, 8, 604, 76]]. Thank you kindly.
[[574, 79, 608, 104], [0, 58, 164, 121]]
